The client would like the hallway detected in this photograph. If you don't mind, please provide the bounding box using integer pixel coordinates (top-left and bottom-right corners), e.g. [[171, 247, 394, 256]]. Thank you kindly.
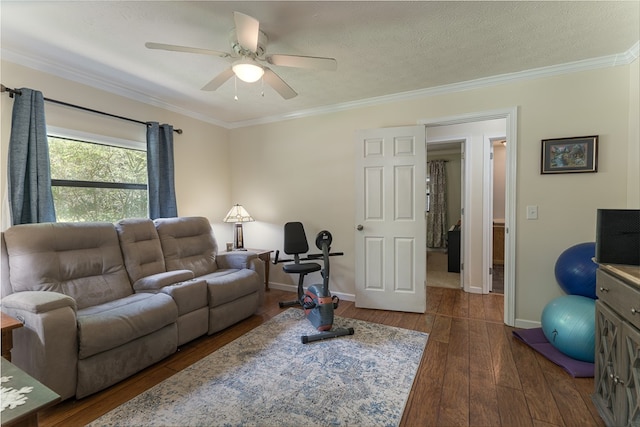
[[426, 250, 504, 294]]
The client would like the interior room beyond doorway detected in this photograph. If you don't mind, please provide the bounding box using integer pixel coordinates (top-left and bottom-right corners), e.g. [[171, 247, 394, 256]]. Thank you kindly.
[[425, 123, 507, 296]]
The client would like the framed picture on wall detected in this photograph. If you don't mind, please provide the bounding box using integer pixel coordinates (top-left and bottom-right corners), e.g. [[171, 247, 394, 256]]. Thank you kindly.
[[541, 135, 598, 174]]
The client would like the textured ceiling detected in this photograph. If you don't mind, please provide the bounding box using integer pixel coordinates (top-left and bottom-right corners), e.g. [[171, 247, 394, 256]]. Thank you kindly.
[[1, 1, 638, 128]]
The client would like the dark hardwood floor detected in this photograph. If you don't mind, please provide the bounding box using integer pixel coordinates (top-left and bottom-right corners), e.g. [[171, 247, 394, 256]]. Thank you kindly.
[[38, 287, 604, 427]]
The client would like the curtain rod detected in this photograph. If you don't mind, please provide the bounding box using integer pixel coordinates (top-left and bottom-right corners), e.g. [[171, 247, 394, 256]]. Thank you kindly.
[[1, 84, 182, 134]]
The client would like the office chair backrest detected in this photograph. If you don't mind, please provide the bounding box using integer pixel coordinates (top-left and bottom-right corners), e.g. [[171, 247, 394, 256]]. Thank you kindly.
[[284, 222, 309, 256]]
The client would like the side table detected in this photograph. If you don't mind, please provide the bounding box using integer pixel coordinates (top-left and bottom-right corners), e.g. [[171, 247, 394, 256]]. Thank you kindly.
[[1, 312, 23, 362], [246, 249, 273, 291], [1, 358, 60, 427]]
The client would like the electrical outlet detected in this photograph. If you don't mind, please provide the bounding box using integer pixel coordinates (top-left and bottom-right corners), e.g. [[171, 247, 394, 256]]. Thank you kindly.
[[526, 205, 538, 220]]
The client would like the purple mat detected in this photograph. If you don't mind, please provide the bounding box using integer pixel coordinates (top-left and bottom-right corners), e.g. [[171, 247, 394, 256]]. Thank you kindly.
[[512, 328, 594, 378]]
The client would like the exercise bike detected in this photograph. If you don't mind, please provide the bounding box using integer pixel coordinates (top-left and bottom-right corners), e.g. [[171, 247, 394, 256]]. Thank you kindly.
[[274, 222, 354, 344]]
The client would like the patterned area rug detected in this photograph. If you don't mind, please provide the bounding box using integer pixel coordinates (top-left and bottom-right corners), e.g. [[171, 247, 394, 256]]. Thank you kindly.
[[89, 309, 428, 427]]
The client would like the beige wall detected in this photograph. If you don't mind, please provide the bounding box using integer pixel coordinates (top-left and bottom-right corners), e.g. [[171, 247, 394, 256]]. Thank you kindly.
[[230, 64, 637, 327], [1, 58, 637, 326], [493, 143, 506, 221], [628, 58, 639, 208]]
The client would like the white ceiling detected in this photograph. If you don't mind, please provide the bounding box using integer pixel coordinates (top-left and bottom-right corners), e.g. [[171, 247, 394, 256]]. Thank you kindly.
[[1, 1, 638, 128]]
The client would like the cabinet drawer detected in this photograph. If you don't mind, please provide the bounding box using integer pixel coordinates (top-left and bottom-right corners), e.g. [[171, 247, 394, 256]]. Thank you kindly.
[[597, 269, 640, 330]]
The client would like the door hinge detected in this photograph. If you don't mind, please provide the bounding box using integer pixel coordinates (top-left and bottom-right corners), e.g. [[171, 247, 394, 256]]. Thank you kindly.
[[461, 208, 464, 216], [490, 152, 494, 160], [460, 263, 464, 271], [489, 267, 493, 275]]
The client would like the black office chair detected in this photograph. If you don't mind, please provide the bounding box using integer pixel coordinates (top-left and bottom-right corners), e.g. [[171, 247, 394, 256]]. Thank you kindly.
[[277, 222, 322, 308]]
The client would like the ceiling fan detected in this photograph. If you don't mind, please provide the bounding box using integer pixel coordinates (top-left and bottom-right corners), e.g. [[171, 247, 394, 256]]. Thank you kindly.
[[145, 11, 337, 100]]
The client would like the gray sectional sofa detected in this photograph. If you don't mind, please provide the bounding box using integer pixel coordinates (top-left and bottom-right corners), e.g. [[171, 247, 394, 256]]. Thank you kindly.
[[0, 216, 265, 400]]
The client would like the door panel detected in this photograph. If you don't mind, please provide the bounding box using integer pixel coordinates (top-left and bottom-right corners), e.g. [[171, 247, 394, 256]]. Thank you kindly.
[[355, 126, 426, 313]]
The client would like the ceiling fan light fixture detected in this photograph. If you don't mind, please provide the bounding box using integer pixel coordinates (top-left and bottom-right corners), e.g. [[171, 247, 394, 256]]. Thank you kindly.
[[232, 58, 264, 83]]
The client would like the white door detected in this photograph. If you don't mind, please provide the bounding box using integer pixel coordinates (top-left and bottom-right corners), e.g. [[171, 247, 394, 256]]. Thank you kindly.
[[355, 126, 426, 313]]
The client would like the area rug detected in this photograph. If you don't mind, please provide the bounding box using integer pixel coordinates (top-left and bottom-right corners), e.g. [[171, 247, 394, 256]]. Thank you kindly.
[[512, 328, 593, 377], [89, 309, 428, 427]]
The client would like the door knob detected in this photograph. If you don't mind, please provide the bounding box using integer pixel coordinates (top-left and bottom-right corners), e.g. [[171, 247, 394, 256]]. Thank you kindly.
[[356, 224, 363, 231]]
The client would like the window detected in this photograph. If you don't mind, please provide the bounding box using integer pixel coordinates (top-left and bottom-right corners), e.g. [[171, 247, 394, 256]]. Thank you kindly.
[[48, 134, 148, 222]]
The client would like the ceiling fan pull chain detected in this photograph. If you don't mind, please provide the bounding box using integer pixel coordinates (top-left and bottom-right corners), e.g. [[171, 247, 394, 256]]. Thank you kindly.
[[234, 75, 238, 101], [261, 76, 265, 97]]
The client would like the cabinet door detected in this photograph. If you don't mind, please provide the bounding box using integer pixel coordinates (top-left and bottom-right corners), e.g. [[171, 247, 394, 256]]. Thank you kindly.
[[594, 301, 624, 426], [492, 223, 504, 265], [621, 322, 640, 426]]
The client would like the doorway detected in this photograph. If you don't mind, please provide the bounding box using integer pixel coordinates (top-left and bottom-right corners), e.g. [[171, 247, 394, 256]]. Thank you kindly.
[[421, 107, 517, 326], [490, 139, 506, 294], [426, 140, 463, 290]]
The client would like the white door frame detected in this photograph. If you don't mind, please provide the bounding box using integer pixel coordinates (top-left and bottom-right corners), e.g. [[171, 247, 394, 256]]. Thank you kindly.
[[419, 107, 518, 326], [484, 135, 507, 294]]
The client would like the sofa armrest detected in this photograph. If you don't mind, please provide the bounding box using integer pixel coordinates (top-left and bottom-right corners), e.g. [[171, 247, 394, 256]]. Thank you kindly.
[[1, 291, 78, 400], [133, 270, 195, 292], [217, 253, 265, 304], [216, 252, 258, 270], [1, 290, 76, 315]]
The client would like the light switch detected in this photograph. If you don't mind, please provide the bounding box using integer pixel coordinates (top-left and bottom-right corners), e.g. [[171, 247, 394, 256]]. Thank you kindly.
[[526, 205, 538, 220]]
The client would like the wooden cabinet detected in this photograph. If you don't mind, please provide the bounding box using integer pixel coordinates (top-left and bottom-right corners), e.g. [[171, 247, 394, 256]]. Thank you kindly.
[[492, 221, 504, 265], [592, 265, 640, 427]]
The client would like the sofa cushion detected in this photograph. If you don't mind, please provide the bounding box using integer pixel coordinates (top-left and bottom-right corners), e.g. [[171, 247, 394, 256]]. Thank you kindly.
[[76, 292, 177, 359], [4, 222, 132, 310], [160, 279, 208, 316], [199, 269, 260, 308], [154, 217, 218, 276], [115, 218, 167, 283]]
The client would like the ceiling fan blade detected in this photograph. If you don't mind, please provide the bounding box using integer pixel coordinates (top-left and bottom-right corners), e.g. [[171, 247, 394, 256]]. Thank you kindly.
[[201, 68, 235, 91], [267, 54, 337, 71], [145, 42, 229, 57], [233, 12, 260, 52], [263, 68, 297, 100]]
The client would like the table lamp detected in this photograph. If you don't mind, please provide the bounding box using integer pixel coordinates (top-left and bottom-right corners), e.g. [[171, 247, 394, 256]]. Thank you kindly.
[[223, 204, 254, 250]]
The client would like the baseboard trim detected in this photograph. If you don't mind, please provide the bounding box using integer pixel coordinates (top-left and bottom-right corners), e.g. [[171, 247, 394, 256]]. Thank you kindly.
[[514, 318, 541, 329]]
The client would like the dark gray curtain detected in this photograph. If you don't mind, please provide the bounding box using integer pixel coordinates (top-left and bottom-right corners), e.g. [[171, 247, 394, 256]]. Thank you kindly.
[[426, 160, 447, 248], [147, 122, 177, 219], [8, 88, 56, 225]]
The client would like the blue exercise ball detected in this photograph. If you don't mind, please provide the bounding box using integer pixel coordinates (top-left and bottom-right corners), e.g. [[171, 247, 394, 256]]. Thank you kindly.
[[541, 295, 595, 363], [554, 242, 597, 299]]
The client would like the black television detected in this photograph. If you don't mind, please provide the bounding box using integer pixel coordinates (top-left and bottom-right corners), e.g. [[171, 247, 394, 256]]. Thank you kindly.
[[596, 209, 640, 266]]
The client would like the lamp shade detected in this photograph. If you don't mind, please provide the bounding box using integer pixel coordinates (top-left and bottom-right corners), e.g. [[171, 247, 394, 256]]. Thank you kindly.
[[223, 204, 254, 223], [232, 58, 264, 83]]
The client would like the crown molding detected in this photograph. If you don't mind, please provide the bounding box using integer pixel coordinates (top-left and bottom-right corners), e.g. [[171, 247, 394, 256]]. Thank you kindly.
[[232, 41, 639, 128], [3, 41, 638, 130], [0, 48, 230, 129]]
